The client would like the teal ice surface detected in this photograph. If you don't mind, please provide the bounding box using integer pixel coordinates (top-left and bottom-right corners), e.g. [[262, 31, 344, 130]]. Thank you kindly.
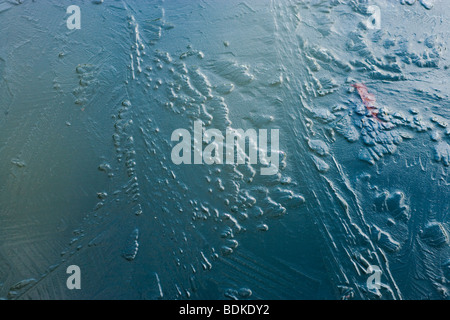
[[0, 0, 449, 299]]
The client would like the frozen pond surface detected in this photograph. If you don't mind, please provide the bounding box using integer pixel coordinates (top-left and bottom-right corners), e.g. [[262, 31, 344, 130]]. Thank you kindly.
[[0, 0, 449, 299]]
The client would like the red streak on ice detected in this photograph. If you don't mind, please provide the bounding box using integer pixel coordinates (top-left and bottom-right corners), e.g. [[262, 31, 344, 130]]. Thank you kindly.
[[352, 83, 383, 122]]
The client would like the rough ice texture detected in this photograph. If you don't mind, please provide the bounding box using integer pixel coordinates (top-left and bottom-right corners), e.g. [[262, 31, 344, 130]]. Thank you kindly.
[[0, 0, 449, 300]]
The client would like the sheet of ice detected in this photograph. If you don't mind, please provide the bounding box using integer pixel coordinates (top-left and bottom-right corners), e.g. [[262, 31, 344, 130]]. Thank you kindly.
[[0, 0, 449, 300]]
